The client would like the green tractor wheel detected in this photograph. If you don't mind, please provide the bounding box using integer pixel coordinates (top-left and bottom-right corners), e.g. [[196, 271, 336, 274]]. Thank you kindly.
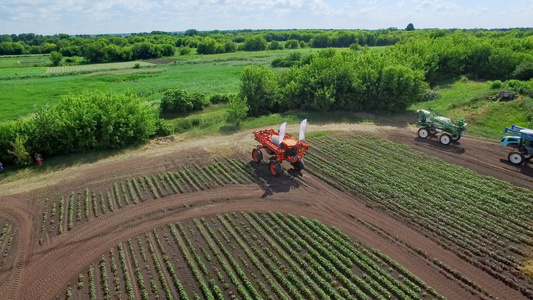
[[452, 135, 461, 141], [418, 128, 429, 139], [439, 134, 451, 145]]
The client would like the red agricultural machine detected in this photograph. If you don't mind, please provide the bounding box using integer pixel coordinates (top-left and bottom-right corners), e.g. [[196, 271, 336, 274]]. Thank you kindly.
[[252, 119, 309, 176]]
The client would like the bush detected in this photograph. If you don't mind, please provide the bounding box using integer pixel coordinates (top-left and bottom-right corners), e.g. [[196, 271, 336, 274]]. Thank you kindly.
[[8, 135, 31, 165], [268, 41, 282, 50], [179, 47, 191, 55], [420, 88, 442, 101], [174, 119, 193, 133], [512, 61, 533, 81], [154, 119, 175, 137], [285, 40, 299, 49], [244, 35, 267, 51], [209, 94, 235, 104], [226, 96, 248, 125], [50, 51, 62, 66], [487, 80, 503, 89], [0, 91, 158, 163], [160, 89, 207, 113]]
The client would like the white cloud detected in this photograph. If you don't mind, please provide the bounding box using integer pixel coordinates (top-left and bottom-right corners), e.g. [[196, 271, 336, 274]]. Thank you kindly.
[[0, 0, 532, 35]]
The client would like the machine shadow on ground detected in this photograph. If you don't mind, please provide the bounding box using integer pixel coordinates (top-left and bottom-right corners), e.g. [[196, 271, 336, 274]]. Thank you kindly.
[[414, 136, 466, 154], [246, 161, 303, 197]]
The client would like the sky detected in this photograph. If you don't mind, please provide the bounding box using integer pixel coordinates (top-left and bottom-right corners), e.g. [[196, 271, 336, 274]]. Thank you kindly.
[[0, 0, 532, 35]]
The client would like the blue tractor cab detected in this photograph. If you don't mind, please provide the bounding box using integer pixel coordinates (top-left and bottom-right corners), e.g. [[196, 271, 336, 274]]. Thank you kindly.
[[501, 125, 533, 165]]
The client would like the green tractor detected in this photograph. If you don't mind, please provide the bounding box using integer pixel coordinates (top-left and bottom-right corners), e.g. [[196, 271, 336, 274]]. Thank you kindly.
[[416, 110, 467, 145]]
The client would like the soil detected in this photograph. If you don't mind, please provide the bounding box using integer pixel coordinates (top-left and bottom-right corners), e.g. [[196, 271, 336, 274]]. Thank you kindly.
[[0, 123, 531, 300]]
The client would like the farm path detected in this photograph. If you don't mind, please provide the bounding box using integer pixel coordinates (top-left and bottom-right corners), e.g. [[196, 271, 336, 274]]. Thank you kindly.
[[1, 121, 530, 198]]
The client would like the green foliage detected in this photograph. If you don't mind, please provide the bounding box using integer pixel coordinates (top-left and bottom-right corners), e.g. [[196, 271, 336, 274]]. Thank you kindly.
[[244, 35, 267, 51], [239, 65, 280, 116], [487, 80, 503, 89], [512, 61, 533, 81], [160, 89, 207, 113], [276, 50, 427, 112], [179, 47, 191, 55], [285, 40, 299, 49], [209, 93, 235, 104], [0, 91, 158, 163], [271, 52, 302, 68], [405, 23, 415, 31], [268, 41, 282, 50], [154, 118, 175, 137], [8, 135, 31, 165], [50, 51, 62, 66], [226, 96, 248, 125]]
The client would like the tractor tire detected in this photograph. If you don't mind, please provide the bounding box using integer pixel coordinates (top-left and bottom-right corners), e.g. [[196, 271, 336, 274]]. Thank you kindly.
[[452, 135, 461, 141], [418, 128, 429, 139], [523, 153, 532, 161], [508, 152, 525, 165], [291, 160, 305, 171], [269, 160, 282, 177], [439, 134, 451, 145], [429, 128, 437, 135], [252, 148, 263, 163]]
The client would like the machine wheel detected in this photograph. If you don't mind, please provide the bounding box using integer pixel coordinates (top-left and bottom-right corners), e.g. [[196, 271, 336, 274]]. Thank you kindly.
[[509, 152, 525, 165], [452, 134, 461, 141], [252, 148, 263, 163], [429, 128, 437, 135], [418, 128, 429, 139], [439, 134, 451, 145], [523, 153, 532, 161], [269, 160, 282, 177], [291, 160, 305, 171]]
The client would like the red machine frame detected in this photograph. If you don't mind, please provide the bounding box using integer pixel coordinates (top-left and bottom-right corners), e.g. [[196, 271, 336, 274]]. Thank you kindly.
[[252, 129, 309, 176]]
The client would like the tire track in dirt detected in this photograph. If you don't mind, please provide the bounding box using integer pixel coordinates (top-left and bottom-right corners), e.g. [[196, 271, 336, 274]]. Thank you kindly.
[[0, 198, 34, 300]]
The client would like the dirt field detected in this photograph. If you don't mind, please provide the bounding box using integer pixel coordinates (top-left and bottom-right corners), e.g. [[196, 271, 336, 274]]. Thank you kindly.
[[0, 123, 531, 300]]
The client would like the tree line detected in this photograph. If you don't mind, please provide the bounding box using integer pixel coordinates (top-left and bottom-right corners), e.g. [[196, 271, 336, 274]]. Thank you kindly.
[[239, 30, 533, 118], [2, 28, 533, 63]]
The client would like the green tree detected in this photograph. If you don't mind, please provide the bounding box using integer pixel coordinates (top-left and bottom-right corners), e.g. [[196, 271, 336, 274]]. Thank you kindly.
[[239, 65, 280, 116], [405, 23, 415, 31], [83, 41, 107, 62], [244, 35, 267, 51], [50, 51, 63, 66]]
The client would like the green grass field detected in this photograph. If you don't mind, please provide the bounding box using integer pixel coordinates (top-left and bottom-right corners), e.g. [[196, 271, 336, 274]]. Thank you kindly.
[[410, 80, 533, 139], [2, 49, 532, 140], [0, 54, 51, 67]]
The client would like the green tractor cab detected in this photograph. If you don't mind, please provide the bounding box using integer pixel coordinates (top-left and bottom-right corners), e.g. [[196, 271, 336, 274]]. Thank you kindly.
[[416, 110, 467, 145], [501, 125, 533, 165]]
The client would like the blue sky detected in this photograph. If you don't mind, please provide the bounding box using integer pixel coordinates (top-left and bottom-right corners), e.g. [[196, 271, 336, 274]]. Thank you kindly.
[[0, 0, 532, 35]]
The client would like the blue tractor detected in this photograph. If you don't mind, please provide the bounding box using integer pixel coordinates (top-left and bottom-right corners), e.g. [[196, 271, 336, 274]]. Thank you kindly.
[[500, 125, 533, 165]]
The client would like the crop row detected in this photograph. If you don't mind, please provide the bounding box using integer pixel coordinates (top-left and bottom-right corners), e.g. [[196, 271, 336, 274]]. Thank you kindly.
[[39, 159, 283, 241], [62, 212, 441, 299], [46, 62, 155, 73], [305, 133, 533, 295]]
